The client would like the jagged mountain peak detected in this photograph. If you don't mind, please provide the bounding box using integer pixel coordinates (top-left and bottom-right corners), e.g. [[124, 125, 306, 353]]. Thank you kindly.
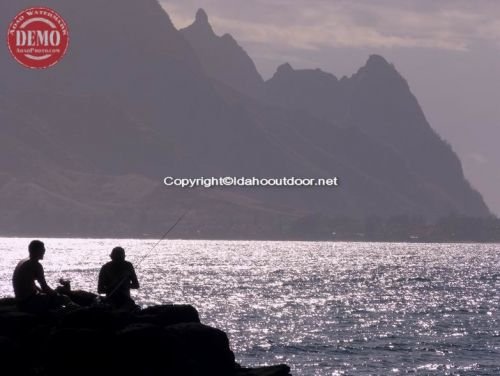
[[356, 54, 400, 79], [189, 8, 214, 34], [274, 64, 337, 78], [366, 54, 391, 67], [180, 9, 264, 97], [221, 33, 236, 42], [269, 64, 339, 87], [195, 8, 209, 25], [276, 63, 294, 75]]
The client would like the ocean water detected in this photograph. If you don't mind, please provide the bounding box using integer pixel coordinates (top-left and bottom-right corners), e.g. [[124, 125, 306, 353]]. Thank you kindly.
[[0, 239, 499, 375]]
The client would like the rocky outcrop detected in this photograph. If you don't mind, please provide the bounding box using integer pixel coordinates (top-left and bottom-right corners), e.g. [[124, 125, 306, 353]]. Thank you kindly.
[[181, 9, 265, 98], [0, 297, 290, 376]]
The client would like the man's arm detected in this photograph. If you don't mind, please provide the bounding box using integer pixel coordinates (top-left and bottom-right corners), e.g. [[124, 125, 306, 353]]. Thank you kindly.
[[35, 264, 54, 294], [129, 264, 140, 290], [97, 267, 107, 294]]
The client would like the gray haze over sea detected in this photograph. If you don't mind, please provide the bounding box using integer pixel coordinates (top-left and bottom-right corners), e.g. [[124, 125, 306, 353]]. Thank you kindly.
[[1, 239, 499, 375]]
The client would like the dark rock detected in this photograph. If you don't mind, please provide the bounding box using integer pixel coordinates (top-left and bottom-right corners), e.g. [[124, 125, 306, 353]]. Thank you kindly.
[[136, 304, 200, 326], [115, 323, 180, 375], [164, 322, 236, 375], [0, 298, 290, 375], [46, 328, 114, 376], [0, 298, 17, 315], [0, 335, 15, 357], [236, 365, 291, 376], [117, 321, 237, 375], [0, 311, 38, 338], [58, 289, 98, 307], [58, 306, 122, 331], [0, 297, 17, 306]]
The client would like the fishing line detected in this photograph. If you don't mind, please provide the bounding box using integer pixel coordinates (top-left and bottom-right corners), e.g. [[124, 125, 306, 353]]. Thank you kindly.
[[134, 211, 189, 270]]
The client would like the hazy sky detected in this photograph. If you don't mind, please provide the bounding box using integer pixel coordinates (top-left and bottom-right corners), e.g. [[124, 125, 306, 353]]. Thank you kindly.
[[161, 0, 500, 216]]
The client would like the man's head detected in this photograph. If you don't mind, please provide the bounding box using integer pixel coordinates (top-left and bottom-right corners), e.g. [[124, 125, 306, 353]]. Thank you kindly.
[[29, 240, 45, 260], [110, 247, 126, 262]]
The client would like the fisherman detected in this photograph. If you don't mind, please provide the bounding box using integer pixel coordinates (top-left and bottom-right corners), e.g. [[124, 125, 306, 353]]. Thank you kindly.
[[98, 246, 140, 309], [12, 240, 72, 312]]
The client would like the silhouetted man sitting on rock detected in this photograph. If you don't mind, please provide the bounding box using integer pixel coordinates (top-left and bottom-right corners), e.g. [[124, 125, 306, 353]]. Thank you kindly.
[[12, 240, 72, 313], [98, 247, 140, 309]]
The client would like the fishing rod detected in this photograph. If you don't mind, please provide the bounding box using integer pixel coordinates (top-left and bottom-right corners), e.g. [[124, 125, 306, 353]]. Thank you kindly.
[[106, 210, 189, 299], [135, 210, 189, 269]]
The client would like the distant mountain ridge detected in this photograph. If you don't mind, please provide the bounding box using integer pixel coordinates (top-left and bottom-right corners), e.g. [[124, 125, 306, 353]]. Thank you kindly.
[[180, 9, 488, 218], [0, 1, 491, 238], [264, 56, 487, 217]]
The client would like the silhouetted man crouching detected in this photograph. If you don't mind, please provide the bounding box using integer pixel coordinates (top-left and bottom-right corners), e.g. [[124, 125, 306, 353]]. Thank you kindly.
[[98, 247, 139, 309], [12, 240, 70, 313]]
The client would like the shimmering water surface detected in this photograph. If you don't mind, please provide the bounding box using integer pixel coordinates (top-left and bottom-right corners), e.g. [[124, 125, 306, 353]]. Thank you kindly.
[[1, 239, 499, 375]]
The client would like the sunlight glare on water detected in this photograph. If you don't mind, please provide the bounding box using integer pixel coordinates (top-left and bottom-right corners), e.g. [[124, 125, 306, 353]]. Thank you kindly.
[[1, 239, 499, 375]]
